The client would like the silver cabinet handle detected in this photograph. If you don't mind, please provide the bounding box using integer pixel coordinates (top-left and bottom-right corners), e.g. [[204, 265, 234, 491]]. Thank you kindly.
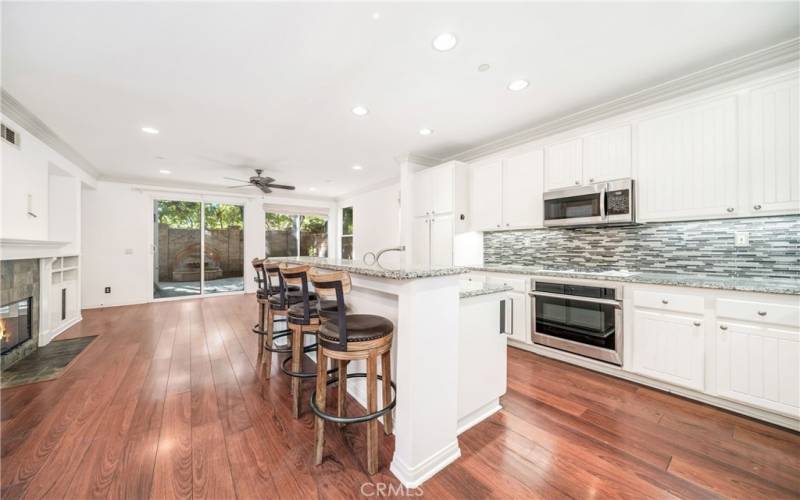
[[589, 178, 595, 183], [720, 324, 728, 330], [661, 299, 669, 304], [496, 224, 501, 228], [574, 180, 580, 185], [726, 207, 734, 213], [693, 321, 701, 327], [757, 311, 767, 316], [753, 204, 762, 210], [505, 223, 510, 227]]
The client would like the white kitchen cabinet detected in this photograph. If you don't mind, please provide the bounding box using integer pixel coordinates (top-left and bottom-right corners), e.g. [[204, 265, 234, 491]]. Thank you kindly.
[[469, 160, 503, 231], [544, 138, 583, 191], [631, 308, 705, 391], [469, 150, 543, 231], [411, 172, 433, 218], [429, 214, 454, 267], [502, 149, 544, 229], [485, 276, 529, 344], [715, 320, 799, 417], [458, 293, 507, 433], [636, 96, 739, 221], [747, 77, 800, 216], [582, 125, 632, 184], [411, 217, 430, 266]]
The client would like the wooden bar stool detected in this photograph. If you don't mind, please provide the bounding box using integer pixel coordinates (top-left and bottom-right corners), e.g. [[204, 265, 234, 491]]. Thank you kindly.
[[308, 270, 396, 475], [280, 265, 339, 418], [259, 260, 302, 380]]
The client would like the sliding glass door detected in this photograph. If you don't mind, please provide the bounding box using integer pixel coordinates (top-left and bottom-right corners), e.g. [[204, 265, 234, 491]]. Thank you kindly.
[[153, 199, 244, 299]]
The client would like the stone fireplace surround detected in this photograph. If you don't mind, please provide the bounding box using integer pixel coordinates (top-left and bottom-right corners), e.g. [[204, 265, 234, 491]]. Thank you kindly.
[[0, 259, 40, 369]]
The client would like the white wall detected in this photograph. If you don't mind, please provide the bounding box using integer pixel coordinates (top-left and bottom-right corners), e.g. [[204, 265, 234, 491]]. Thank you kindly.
[[0, 114, 93, 243], [337, 182, 402, 267], [81, 180, 336, 308]]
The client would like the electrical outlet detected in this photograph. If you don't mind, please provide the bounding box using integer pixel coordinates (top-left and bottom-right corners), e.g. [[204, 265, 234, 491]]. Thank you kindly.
[[104, 287, 111, 294], [124, 248, 133, 255], [734, 231, 750, 247]]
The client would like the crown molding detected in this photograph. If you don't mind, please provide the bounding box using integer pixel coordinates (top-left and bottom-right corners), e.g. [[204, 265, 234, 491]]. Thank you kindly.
[[394, 152, 442, 168], [444, 37, 800, 163], [1, 90, 100, 178]]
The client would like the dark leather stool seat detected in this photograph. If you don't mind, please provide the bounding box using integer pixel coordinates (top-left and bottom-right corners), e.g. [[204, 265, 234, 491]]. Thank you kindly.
[[257, 285, 299, 299], [319, 314, 393, 343], [287, 300, 340, 324], [270, 291, 317, 309]]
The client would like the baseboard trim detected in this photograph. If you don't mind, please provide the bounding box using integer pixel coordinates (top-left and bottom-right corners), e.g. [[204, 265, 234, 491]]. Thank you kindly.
[[508, 340, 800, 431], [39, 315, 82, 346], [390, 440, 461, 489], [457, 399, 502, 435]]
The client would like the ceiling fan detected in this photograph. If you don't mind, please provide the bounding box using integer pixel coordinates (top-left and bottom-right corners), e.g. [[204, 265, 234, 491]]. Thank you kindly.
[[224, 169, 295, 194]]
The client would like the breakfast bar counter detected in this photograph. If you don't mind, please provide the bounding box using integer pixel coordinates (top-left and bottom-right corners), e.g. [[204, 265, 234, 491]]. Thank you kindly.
[[272, 257, 468, 487]]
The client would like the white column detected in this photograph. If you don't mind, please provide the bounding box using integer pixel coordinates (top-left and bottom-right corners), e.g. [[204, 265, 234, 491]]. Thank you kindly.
[[390, 274, 461, 487]]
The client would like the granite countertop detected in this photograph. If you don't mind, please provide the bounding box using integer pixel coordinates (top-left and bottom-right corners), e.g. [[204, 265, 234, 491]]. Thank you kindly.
[[459, 283, 513, 299], [270, 257, 468, 280], [470, 265, 800, 296]]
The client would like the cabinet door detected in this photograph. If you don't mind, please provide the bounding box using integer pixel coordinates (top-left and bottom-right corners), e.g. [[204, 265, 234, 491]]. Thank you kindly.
[[469, 160, 503, 231], [502, 150, 544, 229], [636, 96, 739, 221], [631, 309, 705, 391], [412, 170, 432, 218], [716, 321, 799, 416], [411, 217, 430, 266], [431, 164, 454, 215], [505, 291, 529, 344], [748, 78, 800, 216], [582, 125, 632, 184], [544, 138, 583, 191], [430, 214, 454, 267]]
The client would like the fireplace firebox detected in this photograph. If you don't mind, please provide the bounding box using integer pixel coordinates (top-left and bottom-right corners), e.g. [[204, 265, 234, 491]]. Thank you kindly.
[[0, 297, 33, 355]]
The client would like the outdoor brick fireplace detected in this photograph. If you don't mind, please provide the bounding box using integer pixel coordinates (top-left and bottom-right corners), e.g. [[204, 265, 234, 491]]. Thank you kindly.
[[0, 259, 40, 369]]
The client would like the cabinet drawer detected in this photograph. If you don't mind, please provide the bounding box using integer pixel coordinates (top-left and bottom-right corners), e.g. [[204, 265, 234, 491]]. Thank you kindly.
[[716, 299, 800, 328], [632, 289, 704, 315], [486, 276, 527, 293]]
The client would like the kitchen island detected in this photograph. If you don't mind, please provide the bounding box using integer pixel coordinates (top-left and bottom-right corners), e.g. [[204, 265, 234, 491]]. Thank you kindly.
[[271, 257, 469, 487]]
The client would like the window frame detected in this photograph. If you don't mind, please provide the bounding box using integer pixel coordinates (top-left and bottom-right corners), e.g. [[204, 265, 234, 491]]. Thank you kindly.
[[340, 206, 354, 260]]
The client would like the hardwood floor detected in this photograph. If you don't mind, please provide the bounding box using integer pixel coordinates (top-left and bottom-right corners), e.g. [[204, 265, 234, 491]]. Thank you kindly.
[[2, 294, 798, 499]]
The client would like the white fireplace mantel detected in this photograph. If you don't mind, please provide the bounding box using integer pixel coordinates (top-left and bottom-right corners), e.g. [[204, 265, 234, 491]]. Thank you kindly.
[[0, 238, 69, 261]]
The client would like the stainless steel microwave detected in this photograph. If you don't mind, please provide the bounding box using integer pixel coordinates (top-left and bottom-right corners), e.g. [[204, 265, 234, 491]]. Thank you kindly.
[[543, 178, 635, 227]]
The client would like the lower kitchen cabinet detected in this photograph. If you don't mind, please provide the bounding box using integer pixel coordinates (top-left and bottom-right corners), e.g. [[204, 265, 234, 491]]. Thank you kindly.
[[631, 308, 705, 391], [715, 320, 800, 417]]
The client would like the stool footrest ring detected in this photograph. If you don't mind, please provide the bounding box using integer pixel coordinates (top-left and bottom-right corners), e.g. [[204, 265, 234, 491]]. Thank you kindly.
[[310, 373, 396, 425], [262, 331, 293, 353], [280, 343, 338, 379]]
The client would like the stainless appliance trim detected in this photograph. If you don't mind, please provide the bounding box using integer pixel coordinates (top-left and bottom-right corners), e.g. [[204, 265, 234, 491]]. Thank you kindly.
[[543, 178, 634, 228], [530, 280, 624, 365]]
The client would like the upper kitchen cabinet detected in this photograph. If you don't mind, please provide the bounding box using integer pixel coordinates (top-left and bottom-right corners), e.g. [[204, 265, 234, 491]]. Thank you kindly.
[[469, 160, 503, 230], [747, 76, 800, 216], [636, 96, 739, 222], [582, 125, 632, 184], [544, 138, 582, 191], [503, 149, 544, 229], [469, 149, 544, 231], [411, 161, 468, 226]]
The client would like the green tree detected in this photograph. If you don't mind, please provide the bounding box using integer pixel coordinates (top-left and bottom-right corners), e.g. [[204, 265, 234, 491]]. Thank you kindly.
[[157, 201, 201, 229], [204, 203, 243, 229], [266, 213, 295, 230]]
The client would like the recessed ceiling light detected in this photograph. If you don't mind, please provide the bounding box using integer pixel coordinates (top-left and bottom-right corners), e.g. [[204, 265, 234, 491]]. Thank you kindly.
[[432, 32, 457, 52], [507, 79, 529, 92], [141, 126, 159, 134], [372, 12, 380, 20], [309, 187, 317, 192], [351, 106, 369, 117], [159, 169, 171, 175], [478, 63, 491, 72], [419, 128, 434, 136], [352, 165, 363, 170]]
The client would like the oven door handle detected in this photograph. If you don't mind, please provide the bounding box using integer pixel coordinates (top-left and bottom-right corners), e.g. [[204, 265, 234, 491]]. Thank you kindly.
[[528, 290, 622, 308]]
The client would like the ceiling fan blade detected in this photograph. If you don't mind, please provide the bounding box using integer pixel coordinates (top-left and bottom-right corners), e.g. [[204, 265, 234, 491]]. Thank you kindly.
[[224, 177, 250, 183], [260, 186, 272, 194], [266, 184, 295, 191], [226, 184, 253, 188]]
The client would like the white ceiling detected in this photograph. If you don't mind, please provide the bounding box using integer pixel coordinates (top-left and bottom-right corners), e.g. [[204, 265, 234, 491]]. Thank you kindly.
[[2, 2, 798, 199]]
